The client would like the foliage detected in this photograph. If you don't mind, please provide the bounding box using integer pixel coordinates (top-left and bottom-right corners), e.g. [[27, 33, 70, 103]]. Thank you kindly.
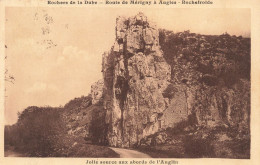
[[5, 104, 118, 157], [64, 95, 92, 110], [159, 29, 250, 87], [5, 106, 66, 156]]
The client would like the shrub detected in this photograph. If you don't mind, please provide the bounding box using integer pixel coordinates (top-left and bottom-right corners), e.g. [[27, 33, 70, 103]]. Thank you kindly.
[[184, 135, 215, 158], [5, 106, 67, 157]]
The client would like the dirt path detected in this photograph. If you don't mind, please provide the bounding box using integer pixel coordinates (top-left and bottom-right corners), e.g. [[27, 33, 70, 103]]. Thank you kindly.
[[109, 147, 151, 158], [5, 145, 25, 157], [5, 145, 150, 158], [5, 150, 25, 157]]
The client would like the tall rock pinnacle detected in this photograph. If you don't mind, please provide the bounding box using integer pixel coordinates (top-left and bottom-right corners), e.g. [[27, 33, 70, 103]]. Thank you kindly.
[[102, 13, 171, 147]]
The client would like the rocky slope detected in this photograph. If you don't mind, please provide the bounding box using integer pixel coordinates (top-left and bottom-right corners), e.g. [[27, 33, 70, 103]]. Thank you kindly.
[[159, 30, 250, 130], [100, 12, 250, 158], [63, 82, 106, 144]]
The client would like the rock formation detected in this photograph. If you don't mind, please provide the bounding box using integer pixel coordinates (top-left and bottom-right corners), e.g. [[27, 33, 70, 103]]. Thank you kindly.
[[102, 13, 171, 147], [101, 13, 250, 150], [91, 79, 104, 104], [159, 30, 250, 129]]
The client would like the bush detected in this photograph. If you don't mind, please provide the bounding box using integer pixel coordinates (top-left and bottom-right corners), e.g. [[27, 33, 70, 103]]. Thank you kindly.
[[5, 106, 67, 157], [184, 135, 215, 158]]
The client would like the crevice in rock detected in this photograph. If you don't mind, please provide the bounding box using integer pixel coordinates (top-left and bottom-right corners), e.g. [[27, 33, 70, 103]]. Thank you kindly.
[[117, 38, 124, 44], [221, 97, 228, 120], [137, 48, 144, 53]]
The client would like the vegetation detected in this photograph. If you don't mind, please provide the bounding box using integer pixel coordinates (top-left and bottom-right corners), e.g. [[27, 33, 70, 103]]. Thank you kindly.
[[5, 101, 119, 157], [159, 30, 250, 87], [138, 124, 250, 158]]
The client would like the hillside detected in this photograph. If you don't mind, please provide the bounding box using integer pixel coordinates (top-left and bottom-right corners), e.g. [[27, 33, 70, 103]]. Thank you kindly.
[[4, 97, 118, 157]]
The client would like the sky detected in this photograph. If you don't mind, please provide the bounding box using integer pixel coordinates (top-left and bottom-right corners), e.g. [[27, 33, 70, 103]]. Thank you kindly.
[[5, 8, 250, 124]]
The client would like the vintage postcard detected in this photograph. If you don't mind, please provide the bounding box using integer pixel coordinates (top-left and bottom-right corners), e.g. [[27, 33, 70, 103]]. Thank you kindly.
[[0, 0, 259, 165]]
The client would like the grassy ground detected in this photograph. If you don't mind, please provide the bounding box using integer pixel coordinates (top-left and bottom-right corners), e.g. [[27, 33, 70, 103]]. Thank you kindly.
[[5, 134, 119, 158], [5, 142, 119, 158]]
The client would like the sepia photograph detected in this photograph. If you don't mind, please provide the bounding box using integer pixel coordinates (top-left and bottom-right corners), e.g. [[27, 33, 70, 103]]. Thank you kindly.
[[3, 7, 251, 159]]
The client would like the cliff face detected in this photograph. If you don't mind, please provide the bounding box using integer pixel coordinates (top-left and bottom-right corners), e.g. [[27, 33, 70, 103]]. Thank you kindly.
[[102, 13, 250, 150], [103, 13, 171, 147], [159, 30, 250, 129], [91, 79, 104, 104]]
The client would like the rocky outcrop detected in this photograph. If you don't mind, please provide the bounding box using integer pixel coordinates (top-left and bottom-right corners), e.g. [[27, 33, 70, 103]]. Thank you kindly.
[[101, 13, 250, 154], [159, 30, 250, 130], [135, 30, 250, 158], [63, 95, 93, 138], [91, 79, 104, 104], [103, 13, 171, 147]]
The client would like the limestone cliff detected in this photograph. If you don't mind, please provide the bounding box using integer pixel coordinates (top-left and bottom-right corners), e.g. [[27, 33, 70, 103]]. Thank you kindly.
[[101, 13, 250, 154], [159, 30, 250, 130], [103, 13, 171, 147]]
